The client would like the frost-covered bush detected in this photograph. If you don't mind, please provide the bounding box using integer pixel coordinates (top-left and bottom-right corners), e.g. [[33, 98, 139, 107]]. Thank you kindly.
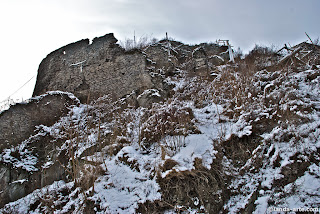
[[140, 102, 198, 149], [245, 44, 279, 69]]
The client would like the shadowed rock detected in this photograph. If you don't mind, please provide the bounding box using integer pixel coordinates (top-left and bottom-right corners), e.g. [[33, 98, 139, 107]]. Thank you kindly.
[[0, 92, 79, 151]]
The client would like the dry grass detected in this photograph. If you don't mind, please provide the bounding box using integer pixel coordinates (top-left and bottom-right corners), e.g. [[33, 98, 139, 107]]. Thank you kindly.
[[140, 104, 198, 149], [155, 158, 225, 213], [244, 44, 280, 70]]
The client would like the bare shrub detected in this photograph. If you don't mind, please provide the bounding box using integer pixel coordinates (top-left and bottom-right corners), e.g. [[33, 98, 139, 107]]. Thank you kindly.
[[140, 104, 198, 148], [1, 205, 20, 214], [78, 162, 104, 193], [211, 66, 258, 120], [119, 35, 158, 51], [156, 158, 225, 213], [234, 47, 244, 62], [245, 44, 279, 69]]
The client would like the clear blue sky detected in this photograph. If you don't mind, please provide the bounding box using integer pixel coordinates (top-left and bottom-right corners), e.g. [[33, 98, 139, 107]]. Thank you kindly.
[[0, 0, 319, 102]]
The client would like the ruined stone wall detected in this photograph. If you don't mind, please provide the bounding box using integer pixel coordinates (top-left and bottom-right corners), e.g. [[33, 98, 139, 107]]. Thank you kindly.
[[0, 92, 78, 208], [144, 40, 230, 78], [33, 33, 153, 102], [0, 92, 79, 151], [33, 34, 231, 103]]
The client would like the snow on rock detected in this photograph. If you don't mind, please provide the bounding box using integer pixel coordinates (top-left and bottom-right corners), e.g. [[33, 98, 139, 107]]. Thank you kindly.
[[91, 145, 161, 213], [0, 140, 38, 172], [224, 66, 320, 213], [28, 91, 80, 104]]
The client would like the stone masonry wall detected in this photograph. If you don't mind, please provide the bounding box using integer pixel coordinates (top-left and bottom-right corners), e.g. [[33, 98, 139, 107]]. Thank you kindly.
[[33, 33, 153, 102], [0, 92, 79, 151]]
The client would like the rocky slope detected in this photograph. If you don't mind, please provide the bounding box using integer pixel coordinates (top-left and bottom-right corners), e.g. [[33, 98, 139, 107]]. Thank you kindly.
[[0, 35, 320, 213]]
